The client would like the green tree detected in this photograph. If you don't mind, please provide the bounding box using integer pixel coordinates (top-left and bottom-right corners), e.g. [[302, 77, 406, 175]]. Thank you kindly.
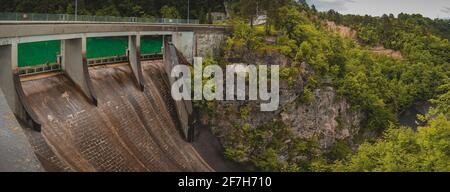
[[333, 115, 450, 172], [95, 5, 120, 16], [160, 5, 180, 19], [238, 0, 258, 27], [428, 78, 450, 116]]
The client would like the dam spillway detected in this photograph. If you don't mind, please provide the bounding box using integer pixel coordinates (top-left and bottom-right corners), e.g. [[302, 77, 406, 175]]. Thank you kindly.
[[20, 61, 212, 171], [0, 22, 231, 172]]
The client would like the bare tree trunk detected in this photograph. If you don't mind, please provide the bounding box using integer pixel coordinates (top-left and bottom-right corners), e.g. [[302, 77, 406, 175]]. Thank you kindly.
[[224, 0, 230, 18]]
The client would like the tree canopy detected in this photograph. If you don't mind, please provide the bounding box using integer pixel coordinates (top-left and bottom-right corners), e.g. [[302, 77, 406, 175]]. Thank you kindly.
[[211, 1, 450, 172], [332, 114, 449, 172], [0, 0, 226, 23]]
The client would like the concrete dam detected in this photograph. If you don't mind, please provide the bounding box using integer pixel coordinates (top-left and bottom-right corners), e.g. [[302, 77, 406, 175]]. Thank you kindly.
[[0, 22, 238, 172]]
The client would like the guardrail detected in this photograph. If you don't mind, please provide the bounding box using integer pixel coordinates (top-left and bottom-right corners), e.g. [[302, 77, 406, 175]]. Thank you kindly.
[[18, 53, 163, 76], [0, 12, 199, 24]]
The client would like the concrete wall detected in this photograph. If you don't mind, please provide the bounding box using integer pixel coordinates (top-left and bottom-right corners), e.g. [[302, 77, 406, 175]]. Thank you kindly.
[[61, 37, 97, 105], [0, 44, 41, 131], [0, 23, 229, 39], [194, 30, 227, 58], [128, 35, 144, 91], [172, 30, 228, 63], [0, 44, 18, 111], [172, 32, 195, 63], [164, 42, 194, 141], [0, 89, 43, 172]]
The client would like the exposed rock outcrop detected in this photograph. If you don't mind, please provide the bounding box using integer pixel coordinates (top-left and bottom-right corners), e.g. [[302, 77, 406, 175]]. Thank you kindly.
[[324, 20, 403, 59], [203, 60, 362, 152], [281, 86, 362, 149], [325, 21, 357, 40]]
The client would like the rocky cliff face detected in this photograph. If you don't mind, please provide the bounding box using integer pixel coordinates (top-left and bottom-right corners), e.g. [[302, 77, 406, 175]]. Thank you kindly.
[[281, 86, 362, 150], [202, 59, 363, 152]]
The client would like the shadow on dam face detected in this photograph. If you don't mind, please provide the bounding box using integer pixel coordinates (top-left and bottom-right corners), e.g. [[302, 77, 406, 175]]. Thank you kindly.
[[20, 61, 212, 172]]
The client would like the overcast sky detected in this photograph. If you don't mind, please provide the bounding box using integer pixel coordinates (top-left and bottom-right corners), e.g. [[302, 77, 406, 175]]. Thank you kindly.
[[305, 0, 450, 19]]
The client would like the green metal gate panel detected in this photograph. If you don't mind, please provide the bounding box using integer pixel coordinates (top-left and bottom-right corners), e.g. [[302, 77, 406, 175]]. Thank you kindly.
[[18, 40, 61, 67], [86, 37, 128, 59], [141, 36, 163, 54], [17, 36, 163, 68]]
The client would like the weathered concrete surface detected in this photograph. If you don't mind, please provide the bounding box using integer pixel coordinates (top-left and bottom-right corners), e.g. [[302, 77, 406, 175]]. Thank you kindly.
[[172, 32, 195, 62], [21, 61, 212, 171], [0, 23, 229, 39], [61, 37, 97, 105], [128, 35, 144, 91], [0, 44, 18, 114], [0, 44, 41, 131], [0, 89, 43, 172], [281, 86, 362, 149], [195, 30, 227, 58], [163, 42, 194, 141]]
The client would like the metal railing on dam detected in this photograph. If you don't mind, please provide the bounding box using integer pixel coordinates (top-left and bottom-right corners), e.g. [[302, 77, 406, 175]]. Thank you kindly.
[[0, 12, 200, 24]]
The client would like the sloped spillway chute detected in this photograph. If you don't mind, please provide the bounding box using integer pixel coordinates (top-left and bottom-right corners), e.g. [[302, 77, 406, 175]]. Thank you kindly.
[[20, 61, 212, 171]]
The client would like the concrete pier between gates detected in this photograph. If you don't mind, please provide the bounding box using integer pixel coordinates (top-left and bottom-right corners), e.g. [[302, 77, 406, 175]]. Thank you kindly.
[[61, 37, 98, 105]]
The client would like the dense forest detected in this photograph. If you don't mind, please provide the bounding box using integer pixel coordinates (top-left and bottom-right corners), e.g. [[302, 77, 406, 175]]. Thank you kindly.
[[0, 0, 309, 23], [0, 0, 226, 22], [321, 10, 450, 43], [198, 1, 449, 171]]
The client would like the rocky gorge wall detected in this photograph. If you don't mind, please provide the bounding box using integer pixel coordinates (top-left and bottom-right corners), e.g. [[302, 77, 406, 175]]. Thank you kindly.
[[199, 53, 363, 155], [281, 86, 362, 150]]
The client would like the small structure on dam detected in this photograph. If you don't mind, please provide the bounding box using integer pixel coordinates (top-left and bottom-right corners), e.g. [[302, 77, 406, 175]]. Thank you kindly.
[[0, 21, 230, 171]]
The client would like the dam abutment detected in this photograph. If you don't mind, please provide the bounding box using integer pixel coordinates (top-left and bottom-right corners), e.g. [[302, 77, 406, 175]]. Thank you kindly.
[[0, 43, 41, 131]]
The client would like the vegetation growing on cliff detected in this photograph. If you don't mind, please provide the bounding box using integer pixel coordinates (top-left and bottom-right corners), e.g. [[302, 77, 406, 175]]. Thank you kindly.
[[224, 120, 321, 172], [208, 1, 449, 172], [321, 10, 450, 57], [333, 84, 450, 172], [226, 3, 447, 130], [331, 114, 449, 172]]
